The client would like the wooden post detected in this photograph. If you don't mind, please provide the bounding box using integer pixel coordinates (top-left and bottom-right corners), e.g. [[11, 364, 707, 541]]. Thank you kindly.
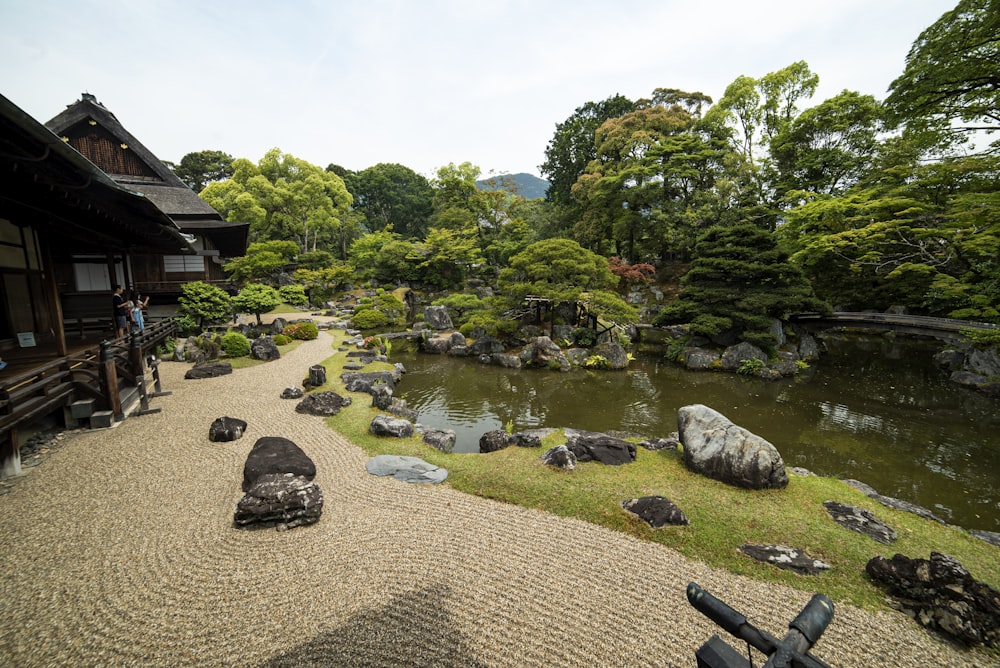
[[0, 428, 21, 478], [41, 235, 68, 356], [99, 341, 123, 420], [128, 331, 145, 377]]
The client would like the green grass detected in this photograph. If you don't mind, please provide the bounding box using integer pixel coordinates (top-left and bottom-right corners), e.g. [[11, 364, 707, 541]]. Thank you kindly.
[[266, 302, 306, 315], [313, 331, 1000, 613]]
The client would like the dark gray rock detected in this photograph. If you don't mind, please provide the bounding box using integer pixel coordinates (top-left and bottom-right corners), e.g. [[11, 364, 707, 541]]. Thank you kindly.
[[280, 386, 304, 399], [370, 384, 394, 410], [843, 479, 946, 524], [365, 454, 447, 483], [739, 544, 831, 575], [270, 317, 288, 334], [341, 370, 400, 393], [480, 430, 515, 453], [448, 332, 466, 347], [385, 399, 418, 421], [933, 349, 966, 372], [295, 391, 352, 417], [423, 305, 454, 330], [512, 432, 542, 448], [823, 500, 897, 544], [866, 552, 1000, 647], [525, 336, 569, 371], [422, 336, 451, 354], [492, 353, 522, 369], [242, 436, 316, 492], [209, 416, 247, 442], [250, 336, 280, 361], [369, 414, 414, 438], [678, 404, 788, 489], [970, 530, 1000, 548], [469, 337, 505, 356], [540, 445, 576, 470], [184, 361, 233, 379], [679, 347, 720, 371], [307, 365, 327, 388], [448, 345, 469, 357], [966, 346, 1000, 377], [417, 426, 456, 454], [342, 363, 365, 371], [234, 473, 322, 530], [622, 496, 689, 528], [951, 370, 990, 388], [591, 342, 629, 370], [638, 434, 679, 451], [721, 341, 768, 371], [797, 334, 821, 361], [564, 430, 636, 466]]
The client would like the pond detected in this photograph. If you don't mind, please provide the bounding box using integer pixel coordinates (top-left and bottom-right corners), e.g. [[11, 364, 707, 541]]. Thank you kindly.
[[390, 334, 1000, 533]]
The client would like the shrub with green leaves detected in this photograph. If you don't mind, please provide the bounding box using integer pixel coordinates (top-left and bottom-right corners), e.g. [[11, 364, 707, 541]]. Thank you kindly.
[[737, 358, 766, 376], [583, 354, 610, 369], [961, 327, 1000, 346], [282, 322, 319, 340], [178, 281, 232, 329], [220, 331, 252, 358], [350, 309, 390, 330], [571, 327, 598, 347], [278, 284, 309, 307], [272, 334, 291, 346], [174, 314, 200, 338]]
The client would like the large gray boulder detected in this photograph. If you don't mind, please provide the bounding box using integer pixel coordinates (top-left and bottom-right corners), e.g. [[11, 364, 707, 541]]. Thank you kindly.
[[679, 347, 720, 371], [591, 342, 630, 370], [184, 361, 232, 379], [480, 430, 515, 453], [720, 342, 767, 371], [677, 404, 788, 489], [524, 336, 569, 371], [242, 436, 316, 492], [417, 425, 457, 454], [423, 305, 453, 330]]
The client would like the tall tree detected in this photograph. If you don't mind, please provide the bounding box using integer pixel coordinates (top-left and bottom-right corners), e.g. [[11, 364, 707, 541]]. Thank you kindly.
[[344, 163, 434, 238], [885, 0, 1000, 147], [170, 150, 234, 192]]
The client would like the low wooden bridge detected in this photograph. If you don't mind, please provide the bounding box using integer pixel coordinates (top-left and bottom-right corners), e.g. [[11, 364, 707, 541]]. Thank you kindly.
[[787, 312, 998, 341]]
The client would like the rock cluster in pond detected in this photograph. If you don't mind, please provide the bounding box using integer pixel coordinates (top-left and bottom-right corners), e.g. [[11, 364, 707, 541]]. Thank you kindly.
[[564, 429, 636, 465], [823, 500, 897, 544], [622, 496, 688, 527], [209, 416, 247, 442], [295, 391, 351, 416], [235, 437, 321, 530], [365, 454, 448, 483], [866, 552, 1000, 647], [420, 332, 630, 372], [665, 320, 820, 379], [184, 361, 233, 379], [739, 544, 831, 575], [933, 343, 1000, 396], [677, 404, 788, 489]]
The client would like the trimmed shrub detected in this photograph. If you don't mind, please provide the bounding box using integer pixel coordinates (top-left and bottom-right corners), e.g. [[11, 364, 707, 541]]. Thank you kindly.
[[221, 331, 252, 358], [282, 322, 319, 340], [272, 334, 292, 346], [571, 327, 598, 347], [350, 309, 390, 330], [278, 284, 309, 307]]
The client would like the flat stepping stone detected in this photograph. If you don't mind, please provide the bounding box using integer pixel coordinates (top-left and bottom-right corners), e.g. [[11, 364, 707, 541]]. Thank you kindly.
[[824, 500, 897, 544], [365, 455, 447, 484], [739, 544, 831, 575]]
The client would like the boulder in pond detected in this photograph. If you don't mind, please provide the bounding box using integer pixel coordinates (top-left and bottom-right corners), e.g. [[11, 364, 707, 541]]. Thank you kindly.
[[677, 404, 788, 489], [417, 425, 457, 454], [242, 436, 316, 492]]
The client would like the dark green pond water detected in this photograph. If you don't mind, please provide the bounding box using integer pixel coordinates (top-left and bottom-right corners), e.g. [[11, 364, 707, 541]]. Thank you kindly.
[[390, 334, 1000, 533]]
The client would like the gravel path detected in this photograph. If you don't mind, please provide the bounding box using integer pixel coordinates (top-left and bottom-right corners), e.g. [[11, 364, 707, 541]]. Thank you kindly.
[[0, 328, 990, 667]]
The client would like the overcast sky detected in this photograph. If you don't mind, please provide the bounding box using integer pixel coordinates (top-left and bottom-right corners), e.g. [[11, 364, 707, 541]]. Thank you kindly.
[[1, 0, 956, 180]]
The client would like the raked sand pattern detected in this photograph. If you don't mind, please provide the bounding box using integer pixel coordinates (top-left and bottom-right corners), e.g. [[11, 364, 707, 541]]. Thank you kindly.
[[0, 326, 990, 667]]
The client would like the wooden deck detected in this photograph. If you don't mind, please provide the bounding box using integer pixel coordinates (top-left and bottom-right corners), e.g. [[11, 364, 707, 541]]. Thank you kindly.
[[1, 319, 178, 477]]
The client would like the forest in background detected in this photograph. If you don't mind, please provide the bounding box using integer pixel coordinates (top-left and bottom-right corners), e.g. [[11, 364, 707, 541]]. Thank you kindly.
[[168, 0, 999, 346]]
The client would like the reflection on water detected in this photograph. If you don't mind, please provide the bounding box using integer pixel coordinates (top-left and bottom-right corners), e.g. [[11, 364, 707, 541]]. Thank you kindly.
[[391, 335, 1000, 532]]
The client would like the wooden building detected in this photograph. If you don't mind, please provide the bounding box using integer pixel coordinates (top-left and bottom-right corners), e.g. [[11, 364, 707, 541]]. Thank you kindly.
[[44, 93, 248, 309], [1, 93, 189, 477]]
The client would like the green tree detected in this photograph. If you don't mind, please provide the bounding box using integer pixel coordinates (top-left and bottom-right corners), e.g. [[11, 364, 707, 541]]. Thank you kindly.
[[232, 283, 281, 325], [178, 281, 232, 329], [344, 163, 434, 238], [223, 240, 298, 285], [296, 249, 335, 270], [412, 227, 483, 288], [885, 0, 1000, 146], [170, 150, 234, 193], [278, 284, 308, 307], [655, 223, 828, 348]]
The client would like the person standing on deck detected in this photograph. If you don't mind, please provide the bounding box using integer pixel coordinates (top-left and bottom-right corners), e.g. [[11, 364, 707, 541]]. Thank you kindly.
[[112, 284, 129, 338], [129, 288, 150, 332]]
